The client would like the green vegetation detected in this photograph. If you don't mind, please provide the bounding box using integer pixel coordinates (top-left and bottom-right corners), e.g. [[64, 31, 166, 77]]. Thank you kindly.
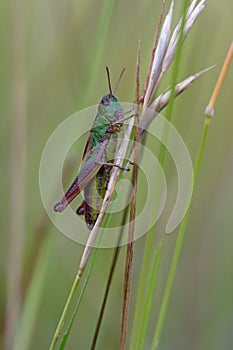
[[1, 0, 232, 349]]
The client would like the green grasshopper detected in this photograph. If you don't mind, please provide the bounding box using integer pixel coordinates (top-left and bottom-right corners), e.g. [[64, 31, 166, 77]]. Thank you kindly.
[[54, 67, 131, 229]]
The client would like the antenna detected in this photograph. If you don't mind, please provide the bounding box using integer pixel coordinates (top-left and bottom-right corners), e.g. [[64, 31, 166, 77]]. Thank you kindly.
[[114, 67, 126, 94], [106, 66, 113, 97]]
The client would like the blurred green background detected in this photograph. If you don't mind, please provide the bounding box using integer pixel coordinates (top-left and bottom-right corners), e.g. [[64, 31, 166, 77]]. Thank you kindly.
[[1, 0, 232, 349]]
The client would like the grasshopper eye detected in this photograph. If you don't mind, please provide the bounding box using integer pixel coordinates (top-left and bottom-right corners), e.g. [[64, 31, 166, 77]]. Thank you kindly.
[[101, 95, 110, 106]]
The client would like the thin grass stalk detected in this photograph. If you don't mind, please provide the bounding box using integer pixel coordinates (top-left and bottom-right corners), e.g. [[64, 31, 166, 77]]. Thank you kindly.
[[130, 124, 170, 349], [130, 0, 190, 347], [151, 39, 233, 350], [137, 241, 163, 350], [129, 64, 211, 349], [205, 41, 233, 117], [91, 132, 150, 348], [13, 235, 53, 350], [59, 211, 116, 350], [120, 41, 141, 350], [129, 226, 155, 349], [129, 71, 211, 350], [58, 154, 131, 349], [120, 241, 134, 350], [90, 254, 120, 348], [58, 244, 103, 350], [49, 272, 82, 350], [151, 112, 209, 350], [90, 204, 130, 350], [5, 1, 27, 349], [83, 0, 117, 105], [53, 215, 112, 350]]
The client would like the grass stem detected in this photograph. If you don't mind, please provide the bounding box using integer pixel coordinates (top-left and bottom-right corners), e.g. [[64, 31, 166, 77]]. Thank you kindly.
[[49, 270, 83, 350], [151, 39, 232, 349]]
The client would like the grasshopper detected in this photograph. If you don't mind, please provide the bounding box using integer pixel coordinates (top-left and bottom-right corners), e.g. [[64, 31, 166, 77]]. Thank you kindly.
[[54, 67, 131, 229]]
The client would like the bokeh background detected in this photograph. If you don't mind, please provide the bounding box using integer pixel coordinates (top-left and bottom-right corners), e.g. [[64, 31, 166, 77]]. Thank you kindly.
[[0, 0, 232, 349]]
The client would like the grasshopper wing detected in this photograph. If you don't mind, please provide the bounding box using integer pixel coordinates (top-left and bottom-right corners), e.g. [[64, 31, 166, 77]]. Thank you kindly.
[[54, 139, 107, 212], [80, 132, 93, 163]]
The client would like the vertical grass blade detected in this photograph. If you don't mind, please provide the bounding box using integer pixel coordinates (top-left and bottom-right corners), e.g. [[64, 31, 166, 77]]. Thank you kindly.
[[130, 0, 191, 348], [58, 246, 101, 350], [137, 241, 162, 350], [151, 112, 209, 350], [120, 41, 141, 350], [5, 1, 27, 349], [205, 41, 233, 117], [83, 0, 117, 104], [151, 39, 232, 350], [13, 235, 53, 350]]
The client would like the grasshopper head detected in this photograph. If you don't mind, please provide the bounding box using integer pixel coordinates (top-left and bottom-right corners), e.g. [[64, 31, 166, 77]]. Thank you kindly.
[[98, 93, 123, 122], [97, 67, 125, 122], [100, 93, 118, 106]]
